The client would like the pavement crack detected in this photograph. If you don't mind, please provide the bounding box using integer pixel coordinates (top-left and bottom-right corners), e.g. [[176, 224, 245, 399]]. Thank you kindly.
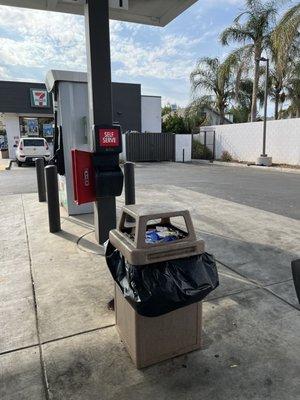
[[0, 324, 116, 357], [0, 343, 40, 356], [216, 258, 300, 311], [215, 259, 261, 287], [21, 194, 51, 400], [264, 278, 293, 287], [41, 323, 116, 346]]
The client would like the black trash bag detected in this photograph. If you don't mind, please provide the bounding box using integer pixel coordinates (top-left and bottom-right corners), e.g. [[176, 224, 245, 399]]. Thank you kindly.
[[105, 241, 219, 317]]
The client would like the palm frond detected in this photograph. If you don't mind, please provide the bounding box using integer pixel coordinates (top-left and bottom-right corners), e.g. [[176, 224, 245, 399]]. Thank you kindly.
[[220, 25, 253, 45], [271, 4, 300, 72]]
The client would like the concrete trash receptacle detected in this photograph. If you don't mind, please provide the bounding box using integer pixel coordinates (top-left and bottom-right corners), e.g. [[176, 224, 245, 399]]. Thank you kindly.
[[109, 204, 205, 368]]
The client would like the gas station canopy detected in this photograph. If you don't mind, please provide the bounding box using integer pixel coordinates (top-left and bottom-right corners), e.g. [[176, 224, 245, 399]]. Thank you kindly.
[[0, 0, 198, 26]]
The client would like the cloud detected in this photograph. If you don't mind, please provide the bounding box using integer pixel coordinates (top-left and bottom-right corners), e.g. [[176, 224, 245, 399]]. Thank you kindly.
[[111, 32, 200, 81], [0, 1, 248, 105], [0, 6, 86, 74], [0, 5, 201, 84], [0, 65, 9, 79]]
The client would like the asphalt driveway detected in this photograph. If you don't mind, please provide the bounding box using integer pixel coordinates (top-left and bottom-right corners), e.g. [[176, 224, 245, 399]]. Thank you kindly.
[[1, 162, 299, 220]]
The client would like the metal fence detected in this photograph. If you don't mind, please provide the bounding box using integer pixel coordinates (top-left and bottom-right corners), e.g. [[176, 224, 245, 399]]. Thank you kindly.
[[194, 129, 216, 160], [125, 132, 175, 162]]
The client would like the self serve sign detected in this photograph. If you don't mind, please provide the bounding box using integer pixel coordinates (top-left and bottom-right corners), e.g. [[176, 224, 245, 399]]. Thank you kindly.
[[99, 129, 120, 148]]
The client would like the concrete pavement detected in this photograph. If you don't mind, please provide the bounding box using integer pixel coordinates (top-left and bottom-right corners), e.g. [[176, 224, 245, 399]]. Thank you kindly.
[[1, 173, 300, 399], [0, 157, 10, 171]]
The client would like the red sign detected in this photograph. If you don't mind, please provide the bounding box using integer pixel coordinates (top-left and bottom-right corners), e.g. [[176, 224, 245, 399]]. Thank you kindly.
[[71, 150, 96, 205], [35, 92, 46, 106], [99, 128, 120, 147]]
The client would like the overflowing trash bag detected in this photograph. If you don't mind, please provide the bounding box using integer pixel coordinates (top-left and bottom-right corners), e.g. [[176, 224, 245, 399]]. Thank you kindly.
[[105, 241, 219, 317]]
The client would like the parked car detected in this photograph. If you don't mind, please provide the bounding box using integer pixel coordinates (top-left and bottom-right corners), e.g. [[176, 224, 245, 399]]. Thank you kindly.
[[15, 138, 51, 166]]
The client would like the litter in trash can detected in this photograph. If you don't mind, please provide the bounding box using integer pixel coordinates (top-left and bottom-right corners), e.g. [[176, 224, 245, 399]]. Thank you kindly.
[[146, 225, 186, 244], [105, 240, 219, 317]]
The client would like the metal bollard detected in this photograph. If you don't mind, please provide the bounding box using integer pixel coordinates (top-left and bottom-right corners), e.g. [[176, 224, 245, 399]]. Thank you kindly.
[[35, 158, 46, 202], [182, 149, 185, 163], [291, 259, 300, 303], [45, 165, 61, 233], [124, 162, 136, 223], [124, 162, 136, 206]]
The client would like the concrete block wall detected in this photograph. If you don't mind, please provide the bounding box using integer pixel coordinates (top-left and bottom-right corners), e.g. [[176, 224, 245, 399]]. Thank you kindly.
[[198, 118, 300, 165]]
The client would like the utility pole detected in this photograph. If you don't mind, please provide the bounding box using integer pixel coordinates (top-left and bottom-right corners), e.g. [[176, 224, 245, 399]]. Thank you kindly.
[[261, 57, 269, 157], [256, 57, 272, 166]]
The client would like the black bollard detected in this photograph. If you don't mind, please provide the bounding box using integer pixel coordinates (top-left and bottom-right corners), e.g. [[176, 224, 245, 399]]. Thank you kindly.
[[291, 259, 300, 303], [45, 165, 61, 233], [35, 158, 46, 202], [124, 162, 135, 224], [124, 162, 136, 206]]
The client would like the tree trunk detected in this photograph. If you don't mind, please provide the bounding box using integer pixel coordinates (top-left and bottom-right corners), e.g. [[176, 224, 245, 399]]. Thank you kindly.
[[274, 92, 280, 120], [279, 100, 283, 119], [251, 46, 262, 122], [296, 108, 300, 118], [219, 106, 225, 125]]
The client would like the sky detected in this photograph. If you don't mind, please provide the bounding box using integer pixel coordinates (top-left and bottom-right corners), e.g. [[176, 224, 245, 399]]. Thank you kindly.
[[0, 1, 297, 107]]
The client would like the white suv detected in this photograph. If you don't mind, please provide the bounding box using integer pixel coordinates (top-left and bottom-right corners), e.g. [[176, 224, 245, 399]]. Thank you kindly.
[[15, 138, 51, 166]]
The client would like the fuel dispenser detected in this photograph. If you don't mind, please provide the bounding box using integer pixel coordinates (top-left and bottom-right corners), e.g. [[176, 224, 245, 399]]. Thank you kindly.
[[45, 70, 128, 216], [45, 70, 93, 215], [71, 125, 123, 205]]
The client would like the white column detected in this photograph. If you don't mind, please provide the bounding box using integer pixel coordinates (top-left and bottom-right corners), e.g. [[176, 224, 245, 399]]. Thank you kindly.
[[4, 113, 20, 158]]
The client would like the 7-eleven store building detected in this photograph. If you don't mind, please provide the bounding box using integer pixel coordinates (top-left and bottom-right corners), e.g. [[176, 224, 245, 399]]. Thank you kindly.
[[0, 80, 54, 158]]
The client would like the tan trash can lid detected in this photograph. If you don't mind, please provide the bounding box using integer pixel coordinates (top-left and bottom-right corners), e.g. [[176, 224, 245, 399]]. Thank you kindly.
[[109, 203, 205, 265]]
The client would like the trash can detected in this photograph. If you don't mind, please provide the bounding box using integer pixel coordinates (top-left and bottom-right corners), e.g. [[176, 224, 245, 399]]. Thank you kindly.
[[1, 149, 9, 159], [107, 204, 219, 368]]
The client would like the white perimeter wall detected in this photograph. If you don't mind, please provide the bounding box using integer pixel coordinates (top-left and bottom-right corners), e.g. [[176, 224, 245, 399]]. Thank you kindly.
[[198, 118, 300, 165], [141, 96, 162, 133], [175, 134, 192, 162]]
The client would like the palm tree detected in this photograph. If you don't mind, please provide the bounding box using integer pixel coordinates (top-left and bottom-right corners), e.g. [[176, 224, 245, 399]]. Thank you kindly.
[[184, 97, 211, 132], [285, 62, 300, 118], [220, 0, 279, 122], [269, 4, 300, 119], [271, 4, 300, 74], [235, 78, 256, 122], [267, 54, 298, 120], [269, 70, 285, 120], [190, 57, 234, 124]]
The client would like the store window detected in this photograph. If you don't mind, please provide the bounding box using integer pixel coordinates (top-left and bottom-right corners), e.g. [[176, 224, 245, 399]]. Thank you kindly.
[[19, 116, 54, 140], [0, 114, 7, 149]]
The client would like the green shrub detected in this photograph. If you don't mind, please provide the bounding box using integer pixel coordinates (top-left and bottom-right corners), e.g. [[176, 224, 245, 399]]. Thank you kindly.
[[221, 150, 232, 162], [192, 140, 213, 160], [162, 113, 186, 134]]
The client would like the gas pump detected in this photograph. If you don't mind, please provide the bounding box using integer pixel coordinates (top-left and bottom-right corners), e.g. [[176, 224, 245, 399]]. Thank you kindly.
[[71, 125, 123, 205], [45, 70, 130, 217], [45, 70, 96, 216]]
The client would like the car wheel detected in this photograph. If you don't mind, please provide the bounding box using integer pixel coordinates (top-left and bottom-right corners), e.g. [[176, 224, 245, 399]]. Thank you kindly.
[[17, 160, 22, 167]]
